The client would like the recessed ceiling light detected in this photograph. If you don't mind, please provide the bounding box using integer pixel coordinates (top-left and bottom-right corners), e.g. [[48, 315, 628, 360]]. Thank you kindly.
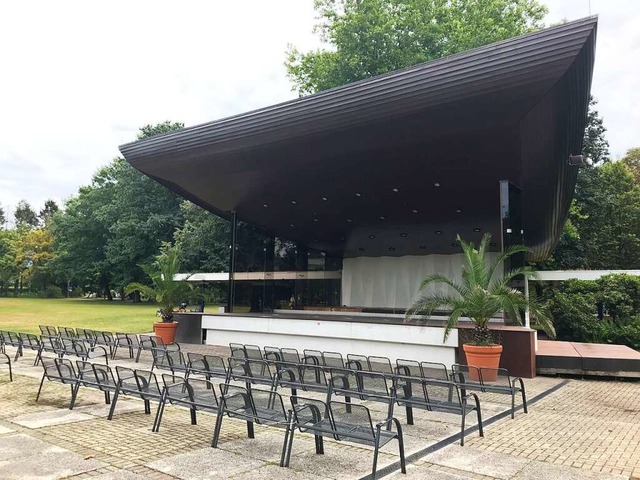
[[490, 242, 497, 247], [321, 196, 328, 201], [456, 209, 462, 213], [290, 223, 295, 227], [291, 200, 297, 205], [400, 233, 408, 237], [435, 230, 443, 235], [379, 216, 386, 220], [347, 218, 353, 223], [451, 242, 460, 247], [388, 247, 396, 251], [473, 227, 481, 232], [358, 247, 365, 252], [411, 209, 419, 214], [368, 234, 376, 239], [392, 188, 399, 192], [419, 245, 427, 250], [263, 204, 268, 208], [313, 218, 319, 222], [340, 237, 345, 241], [355, 192, 362, 197], [434, 182, 440, 187]]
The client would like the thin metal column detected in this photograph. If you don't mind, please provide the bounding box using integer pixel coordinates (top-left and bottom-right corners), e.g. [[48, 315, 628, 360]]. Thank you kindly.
[[227, 212, 237, 313]]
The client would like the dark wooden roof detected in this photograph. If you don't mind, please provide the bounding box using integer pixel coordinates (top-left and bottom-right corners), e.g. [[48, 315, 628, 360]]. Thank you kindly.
[[120, 17, 597, 260]]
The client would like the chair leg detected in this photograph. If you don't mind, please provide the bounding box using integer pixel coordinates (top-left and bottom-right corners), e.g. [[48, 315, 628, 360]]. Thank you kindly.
[[8, 361, 12, 382], [135, 346, 142, 363], [69, 382, 81, 410], [190, 407, 197, 425], [107, 384, 121, 420], [511, 391, 516, 419], [153, 396, 167, 432], [211, 405, 225, 448], [247, 421, 254, 439], [372, 427, 382, 480], [394, 419, 407, 474], [520, 380, 528, 414], [104, 390, 111, 405], [406, 406, 414, 425], [144, 399, 150, 415], [474, 394, 484, 437], [35, 373, 46, 401]]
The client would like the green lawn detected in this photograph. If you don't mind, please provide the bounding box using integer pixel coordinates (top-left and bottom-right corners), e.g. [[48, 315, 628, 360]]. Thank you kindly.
[[0, 298, 159, 334]]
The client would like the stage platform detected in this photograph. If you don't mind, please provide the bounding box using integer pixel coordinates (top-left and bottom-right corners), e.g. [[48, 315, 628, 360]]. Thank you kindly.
[[537, 340, 640, 378]]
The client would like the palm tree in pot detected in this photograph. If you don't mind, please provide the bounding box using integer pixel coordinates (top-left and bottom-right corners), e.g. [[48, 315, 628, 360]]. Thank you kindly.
[[406, 234, 555, 380], [125, 245, 194, 344]]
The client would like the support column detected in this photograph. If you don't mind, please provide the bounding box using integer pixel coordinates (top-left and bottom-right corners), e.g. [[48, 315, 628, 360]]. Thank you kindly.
[[227, 211, 237, 313]]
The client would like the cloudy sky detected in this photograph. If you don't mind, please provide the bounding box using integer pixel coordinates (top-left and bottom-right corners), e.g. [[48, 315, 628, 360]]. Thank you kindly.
[[0, 0, 638, 222]]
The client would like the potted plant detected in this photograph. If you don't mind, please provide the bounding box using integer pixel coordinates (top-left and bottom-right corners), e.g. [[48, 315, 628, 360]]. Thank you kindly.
[[125, 244, 194, 344], [406, 234, 555, 380]]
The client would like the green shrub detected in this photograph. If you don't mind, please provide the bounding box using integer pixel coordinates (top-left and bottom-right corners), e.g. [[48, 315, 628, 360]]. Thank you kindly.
[[40, 285, 63, 299], [548, 292, 600, 343], [597, 274, 640, 321]]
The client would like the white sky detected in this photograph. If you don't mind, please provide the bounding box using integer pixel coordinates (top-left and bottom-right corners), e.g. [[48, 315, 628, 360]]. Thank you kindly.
[[0, 0, 638, 221]]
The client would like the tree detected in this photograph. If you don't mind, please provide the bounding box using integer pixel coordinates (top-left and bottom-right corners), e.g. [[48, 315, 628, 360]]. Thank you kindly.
[[173, 201, 230, 273], [286, 0, 548, 95], [14, 200, 39, 229], [582, 96, 610, 165], [0, 204, 5, 227], [52, 122, 185, 299], [125, 244, 194, 322], [0, 229, 19, 294], [406, 234, 554, 345], [137, 121, 184, 140], [39, 199, 59, 226], [621, 147, 640, 183]]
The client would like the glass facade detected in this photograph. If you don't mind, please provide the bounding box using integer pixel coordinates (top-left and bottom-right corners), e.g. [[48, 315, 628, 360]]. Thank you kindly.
[[228, 219, 342, 313]]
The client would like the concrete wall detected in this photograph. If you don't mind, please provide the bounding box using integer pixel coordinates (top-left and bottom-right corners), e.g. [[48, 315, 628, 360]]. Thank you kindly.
[[202, 314, 458, 365], [342, 253, 501, 309]]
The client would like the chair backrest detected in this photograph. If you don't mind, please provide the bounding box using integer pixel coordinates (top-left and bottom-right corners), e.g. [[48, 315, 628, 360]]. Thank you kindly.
[[101, 331, 116, 344], [290, 395, 331, 433], [54, 358, 78, 384], [78, 328, 98, 342], [421, 361, 450, 382], [329, 400, 375, 442], [396, 359, 422, 378], [280, 348, 301, 364], [203, 355, 228, 377], [425, 379, 462, 407], [368, 356, 393, 374], [452, 363, 511, 387], [299, 364, 329, 391], [229, 343, 246, 358], [115, 366, 138, 390], [322, 351, 344, 369], [133, 369, 162, 398], [263, 346, 282, 362], [138, 334, 156, 350], [59, 327, 77, 338], [39, 325, 58, 336], [302, 349, 323, 365], [244, 344, 263, 361], [19, 333, 39, 348], [346, 354, 369, 371]]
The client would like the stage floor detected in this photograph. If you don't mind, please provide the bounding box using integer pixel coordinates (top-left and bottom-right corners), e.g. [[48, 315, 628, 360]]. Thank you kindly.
[[537, 340, 640, 378]]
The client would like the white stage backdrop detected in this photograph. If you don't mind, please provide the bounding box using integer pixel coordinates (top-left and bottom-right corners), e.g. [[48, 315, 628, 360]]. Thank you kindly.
[[342, 253, 501, 309]]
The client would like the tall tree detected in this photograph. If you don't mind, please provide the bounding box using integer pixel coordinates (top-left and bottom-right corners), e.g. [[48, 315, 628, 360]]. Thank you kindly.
[[14, 200, 39, 229], [52, 122, 185, 299], [286, 0, 547, 95], [39, 199, 59, 226], [0, 204, 5, 227], [173, 201, 230, 273], [621, 147, 640, 183], [581, 96, 610, 165]]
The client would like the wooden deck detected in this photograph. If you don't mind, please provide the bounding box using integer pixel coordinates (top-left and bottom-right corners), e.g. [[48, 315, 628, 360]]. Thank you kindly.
[[537, 340, 640, 378]]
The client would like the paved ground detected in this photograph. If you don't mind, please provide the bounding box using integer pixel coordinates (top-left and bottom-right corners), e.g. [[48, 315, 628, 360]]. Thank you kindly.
[[0, 343, 638, 480]]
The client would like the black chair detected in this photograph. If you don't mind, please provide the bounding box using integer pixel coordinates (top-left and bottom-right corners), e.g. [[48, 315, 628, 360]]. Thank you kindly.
[[113, 333, 138, 359], [212, 384, 293, 468], [36, 357, 80, 409], [452, 364, 527, 419], [287, 395, 406, 479], [154, 374, 219, 431], [108, 367, 164, 423]]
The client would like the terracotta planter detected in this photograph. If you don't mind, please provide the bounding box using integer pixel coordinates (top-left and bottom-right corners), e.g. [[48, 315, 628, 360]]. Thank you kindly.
[[153, 321, 179, 344], [462, 344, 503, 381]]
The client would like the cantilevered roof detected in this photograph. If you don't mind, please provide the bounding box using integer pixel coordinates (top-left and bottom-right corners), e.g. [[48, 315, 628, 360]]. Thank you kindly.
[[120, 17, 597, 261]]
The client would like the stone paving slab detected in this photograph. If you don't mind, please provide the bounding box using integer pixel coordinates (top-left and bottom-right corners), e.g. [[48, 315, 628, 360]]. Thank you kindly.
[[513, 460, 628, 479], [11, 408, 95, 429], [423, 445, 531, 480], [0, 425, 14, 435], [147, 447, 266, 479], [0, 433, 105, 479]]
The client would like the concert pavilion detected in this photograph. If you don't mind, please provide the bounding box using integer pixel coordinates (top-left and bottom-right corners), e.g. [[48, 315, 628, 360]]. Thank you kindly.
[[120, 17, 597, 376]]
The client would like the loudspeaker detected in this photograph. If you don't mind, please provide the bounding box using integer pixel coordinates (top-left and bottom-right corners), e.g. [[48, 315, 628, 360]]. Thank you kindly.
[[568, 154, 584, 166]]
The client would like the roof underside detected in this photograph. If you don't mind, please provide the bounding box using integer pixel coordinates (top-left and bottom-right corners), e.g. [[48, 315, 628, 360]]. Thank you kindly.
[[120, 17, 597, 261]]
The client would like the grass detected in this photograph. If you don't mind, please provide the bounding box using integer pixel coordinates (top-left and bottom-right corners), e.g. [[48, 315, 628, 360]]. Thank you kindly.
[[0, 298, 159, 334]]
